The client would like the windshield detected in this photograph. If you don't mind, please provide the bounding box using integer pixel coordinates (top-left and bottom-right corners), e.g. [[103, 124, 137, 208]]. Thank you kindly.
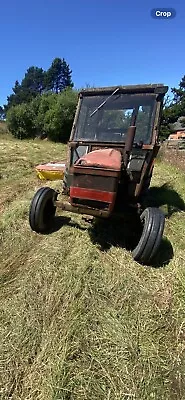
[[74, 93, 156, 144]]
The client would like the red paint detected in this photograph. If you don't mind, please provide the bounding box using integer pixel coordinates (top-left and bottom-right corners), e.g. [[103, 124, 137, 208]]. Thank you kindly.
[[75, 148, 121, 170], [70, 187, 116, 203]]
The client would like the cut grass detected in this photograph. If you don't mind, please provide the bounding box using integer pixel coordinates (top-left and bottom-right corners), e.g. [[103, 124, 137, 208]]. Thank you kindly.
[[0, 121, 8, 135], [0, 136, 66, 212], [0, 137, 185, 399]]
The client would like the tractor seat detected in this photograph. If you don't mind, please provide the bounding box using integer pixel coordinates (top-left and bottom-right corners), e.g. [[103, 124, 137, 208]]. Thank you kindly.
[[75, 148, 122, 171]]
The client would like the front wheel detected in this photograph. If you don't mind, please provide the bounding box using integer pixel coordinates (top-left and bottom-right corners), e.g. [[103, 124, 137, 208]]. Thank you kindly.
[[29, 187, 57, 233], [132, 207, 165, 264]]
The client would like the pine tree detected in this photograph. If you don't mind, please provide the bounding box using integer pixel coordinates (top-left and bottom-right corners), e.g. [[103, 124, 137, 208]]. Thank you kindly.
[[60, 58, 73, 90], [172, 75, 185, 103], [45, 58, 62, 93], [5, 58, 74, 110], [160, 75, 185, 139], [21, 67, 45, 95], [6, 68, 46, 110], [45, 58, 73, 93]]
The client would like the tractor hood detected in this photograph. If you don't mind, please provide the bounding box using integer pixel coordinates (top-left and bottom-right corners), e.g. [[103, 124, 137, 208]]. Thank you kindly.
[[74, 148, 122, 171], [70, 148, 122, 214]]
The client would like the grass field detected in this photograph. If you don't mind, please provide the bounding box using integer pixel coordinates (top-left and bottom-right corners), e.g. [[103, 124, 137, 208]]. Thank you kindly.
[[1, 134, 185, 400], [0, 121, 8, 135]]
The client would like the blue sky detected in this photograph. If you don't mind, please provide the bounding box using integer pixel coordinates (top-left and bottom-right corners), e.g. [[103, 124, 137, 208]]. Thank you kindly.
[[0, 0, 184, 106]]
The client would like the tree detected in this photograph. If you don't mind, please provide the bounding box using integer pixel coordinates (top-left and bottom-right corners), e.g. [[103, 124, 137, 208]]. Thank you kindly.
[[45, 57, 73, 93], [171, 75, 185, 103], [13, 80, 21, 95], [60, 58, 73, 90], [6, 68, 46, 110], [6, 88, 78, 142], [159, 76, 185, 140], [21, 66, 45, 95], [160, 99, 185, 139], [6, 80, 22, 109], [5, 58, 74, 111]]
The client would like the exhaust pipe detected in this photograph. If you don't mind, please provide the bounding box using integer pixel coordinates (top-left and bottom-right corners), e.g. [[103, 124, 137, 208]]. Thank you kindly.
[[123, 125, 136, 168]]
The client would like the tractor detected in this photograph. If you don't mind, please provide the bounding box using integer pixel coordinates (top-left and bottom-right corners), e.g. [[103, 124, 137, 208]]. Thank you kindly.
[[29, 84, 168, 264]]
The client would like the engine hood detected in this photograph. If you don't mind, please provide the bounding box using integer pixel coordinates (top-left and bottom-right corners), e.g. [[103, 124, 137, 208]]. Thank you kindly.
[[75, 148, 122, 171]]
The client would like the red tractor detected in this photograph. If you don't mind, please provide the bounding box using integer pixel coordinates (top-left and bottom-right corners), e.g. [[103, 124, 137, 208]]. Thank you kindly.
[[29, 84, 168, 264]]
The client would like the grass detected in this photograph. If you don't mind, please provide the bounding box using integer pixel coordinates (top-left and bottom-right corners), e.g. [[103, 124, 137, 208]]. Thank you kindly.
[[0, 121, 8, 134], [0, 135, 185, 400], [159, 145, 185, 172]]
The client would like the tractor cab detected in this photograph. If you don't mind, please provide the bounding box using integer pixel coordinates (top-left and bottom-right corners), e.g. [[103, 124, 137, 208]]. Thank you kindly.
[[64, 84, 168, 208]]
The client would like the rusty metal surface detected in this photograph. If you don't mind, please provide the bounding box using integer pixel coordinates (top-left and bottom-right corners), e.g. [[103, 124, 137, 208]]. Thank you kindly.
[[70, 150, 120, 214], [80, 84, 168, 96], [69, 141, 155, 151], [71, 174, 117, 191], [64, 83, 167, 210], [54, 199, 141, 219], [54, 200, 110, 218], [71, 198, 110, 210], [69, 95, 82, 143], [70, 166, 121, 178], [150, 101, 160, 144], [134, 149, 156, 197], [123, 126, 136, 167], [142, 144, 156, 150]]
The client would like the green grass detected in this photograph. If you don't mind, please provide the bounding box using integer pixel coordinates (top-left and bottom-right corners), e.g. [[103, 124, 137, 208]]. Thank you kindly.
[[0, 137, 185, 399]]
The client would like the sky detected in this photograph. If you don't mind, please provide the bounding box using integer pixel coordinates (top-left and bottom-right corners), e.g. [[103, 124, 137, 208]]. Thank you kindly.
[[0, 0, 184, 106]]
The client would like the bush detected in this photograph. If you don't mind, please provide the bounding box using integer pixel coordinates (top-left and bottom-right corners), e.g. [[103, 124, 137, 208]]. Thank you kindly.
[[43, 89, 78, 142], [6, 89, 78, 142], [33, 93, 58, 137], [7, 104, 36, 139]]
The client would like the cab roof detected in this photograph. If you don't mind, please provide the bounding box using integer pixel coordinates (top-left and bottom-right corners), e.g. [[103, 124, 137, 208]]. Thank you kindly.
[[80, 84, 168, 96]]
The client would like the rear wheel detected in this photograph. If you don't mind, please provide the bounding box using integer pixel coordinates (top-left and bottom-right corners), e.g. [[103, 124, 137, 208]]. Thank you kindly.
[[132, 207, 165, 264], [29, 187, 57, 233]]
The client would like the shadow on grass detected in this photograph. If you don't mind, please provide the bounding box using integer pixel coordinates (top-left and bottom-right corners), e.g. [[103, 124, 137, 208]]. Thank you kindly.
[[45, 181, 182, 267], [46, 215, 88, 234], [88, 216, 173, 268], [150, 237, 174, 268], [88, 216, 140, 252], [144, 183, 185, 218]]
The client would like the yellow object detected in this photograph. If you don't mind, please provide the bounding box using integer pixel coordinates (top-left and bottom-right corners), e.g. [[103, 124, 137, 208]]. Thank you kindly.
[[36, 170, 64, 180], [35, 162, 65, 181]]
